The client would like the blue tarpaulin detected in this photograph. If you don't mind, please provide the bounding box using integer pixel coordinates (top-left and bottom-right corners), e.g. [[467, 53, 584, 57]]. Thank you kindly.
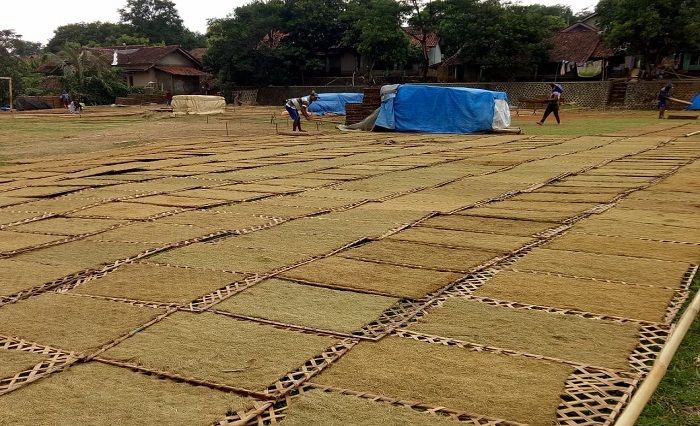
[[689, 93, 700, 110], [375, 84, 509, 134], [308, 93, 364, 115]]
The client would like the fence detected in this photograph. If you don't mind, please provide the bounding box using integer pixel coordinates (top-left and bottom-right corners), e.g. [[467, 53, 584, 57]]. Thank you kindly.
[[243, 80, 699, 110]]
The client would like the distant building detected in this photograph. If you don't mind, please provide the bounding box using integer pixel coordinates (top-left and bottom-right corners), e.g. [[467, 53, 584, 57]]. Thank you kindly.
[[92, 45, 207, 94], [547, 16, 619, 80], [403, 28, 442, 67]]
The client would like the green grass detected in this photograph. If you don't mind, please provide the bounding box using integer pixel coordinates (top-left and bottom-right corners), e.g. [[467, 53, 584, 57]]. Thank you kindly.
[[638, 272, 700, 426], [513, 110, 663, 137]]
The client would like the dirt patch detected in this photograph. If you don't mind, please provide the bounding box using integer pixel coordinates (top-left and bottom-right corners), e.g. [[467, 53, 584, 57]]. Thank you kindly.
[[148, 242, 297, 274], [457, 207, 577, 222], [510, 248, 690, 288], [570, 218, 700, 243], [103, 311, 337, 390], [409, 297, 640, 369], [0, 348, 47, 378], [12, 217, 123, 236], [216, 278, 398, 333], [74, 263, 243, 304], [281, 390, 460, 425], [0, 259, 77, 296], [476, 270, 675, 322], [16, 240, 156, 270], [68, 202, 176, 220], [0, 293, 166, 352], [281, 256, 462, 298], [543, 233, 700, 263], [0, 230, 65, 252], [418, 215, 559, 236], [312, 336, 572, 425], [122, 194, 223, 208], [0, 362, 252, 424], [387, 227, 533, 253], [341, 239, 498, 272], [87, 222, 218, 244]]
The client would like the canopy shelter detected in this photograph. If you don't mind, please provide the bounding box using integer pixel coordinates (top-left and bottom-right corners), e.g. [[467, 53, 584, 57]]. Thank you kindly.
[[368, 84, 510, 134], [171, 95, 226, 115], [308, 93, 364, 116]]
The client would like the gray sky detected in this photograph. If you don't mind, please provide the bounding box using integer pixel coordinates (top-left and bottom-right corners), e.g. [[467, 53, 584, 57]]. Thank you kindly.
[[3, 0, 598, 44]]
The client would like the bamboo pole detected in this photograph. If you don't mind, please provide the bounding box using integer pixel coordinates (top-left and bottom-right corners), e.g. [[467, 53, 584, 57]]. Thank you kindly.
[[615, 286, 700, 426], [668, 97, 691, 106], [685, 130, 700, 137]]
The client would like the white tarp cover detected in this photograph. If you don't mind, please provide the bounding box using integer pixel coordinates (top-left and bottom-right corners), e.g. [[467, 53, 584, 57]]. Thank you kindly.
[[172, 95, 226, 115], [492, 99, 511, 130]]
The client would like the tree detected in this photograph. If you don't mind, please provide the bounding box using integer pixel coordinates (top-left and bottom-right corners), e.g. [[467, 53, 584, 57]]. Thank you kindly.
[[47, 22, 134, 52], [0, 30, 43, 103], [281, 0, 348, 80], [596, 0, 700, 73], [344, 0, 412, 78], [43, 43, 128, 104], [180, 30, 208, 50], [434, 0, 567, 80], [205, 1, 294, 87], [119, 0, 186, 45], [405, 0, 438, 80]]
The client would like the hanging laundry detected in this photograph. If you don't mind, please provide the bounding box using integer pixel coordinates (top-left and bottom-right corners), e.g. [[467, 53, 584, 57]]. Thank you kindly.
[[577, 60, 602, 78]]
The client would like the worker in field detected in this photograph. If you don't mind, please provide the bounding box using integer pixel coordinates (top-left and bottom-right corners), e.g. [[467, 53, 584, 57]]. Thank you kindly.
[[536, 83, 563, 125], [284, 91, 319, 132], [657, 82, 673, 119], [60, 91, 71, 109]]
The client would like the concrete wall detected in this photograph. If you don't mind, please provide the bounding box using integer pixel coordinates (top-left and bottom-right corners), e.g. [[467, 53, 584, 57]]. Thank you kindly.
[[251, 80, 699, 109], [255, 85, 364, 106], [623, 80, 700, 109]]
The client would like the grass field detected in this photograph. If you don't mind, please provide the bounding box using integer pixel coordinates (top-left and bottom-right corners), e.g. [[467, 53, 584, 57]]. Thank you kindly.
[[0, 105, 698, 425]]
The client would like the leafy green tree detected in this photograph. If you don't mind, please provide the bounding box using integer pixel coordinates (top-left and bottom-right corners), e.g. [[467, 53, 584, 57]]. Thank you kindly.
[[47, 22, 133, 52], [280, 0, 347, 80], [0, 30, 43, 103], [205, 0, 294, 87], [180, 30, 208, 49], [43, 43, 128, 104], [596, 0, 700, 72], [434, 0, 566, 80], [344, 0, 412, 77], [119, 0, 186, 45], [405, 0, 439, 80]]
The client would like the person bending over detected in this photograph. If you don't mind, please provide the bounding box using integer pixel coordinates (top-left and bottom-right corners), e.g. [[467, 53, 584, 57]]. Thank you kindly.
[[284, 91, 318, 132]]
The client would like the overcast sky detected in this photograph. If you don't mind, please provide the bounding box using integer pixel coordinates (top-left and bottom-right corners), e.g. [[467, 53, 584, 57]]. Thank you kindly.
[[3, 0, 598, 45]]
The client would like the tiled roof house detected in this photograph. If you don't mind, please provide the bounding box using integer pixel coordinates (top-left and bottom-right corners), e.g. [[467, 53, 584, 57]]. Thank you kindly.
[[92, 45, 207, 94]]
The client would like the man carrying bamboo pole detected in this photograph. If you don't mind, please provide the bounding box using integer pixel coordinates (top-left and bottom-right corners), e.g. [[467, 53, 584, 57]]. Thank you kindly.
[[657, 82, 673, 119]]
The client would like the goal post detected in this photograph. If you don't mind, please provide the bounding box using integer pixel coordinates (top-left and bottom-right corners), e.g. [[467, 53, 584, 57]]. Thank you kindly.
[[0, 77, 13, 114]]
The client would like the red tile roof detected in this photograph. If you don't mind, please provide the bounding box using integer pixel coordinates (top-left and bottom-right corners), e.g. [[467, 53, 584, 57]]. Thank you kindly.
[[403, 28, 440, 48], [87, 45, 201, 69], [549, 31, 612, 63], [154, 66, 208, 76], [188, 48, 207, 62]]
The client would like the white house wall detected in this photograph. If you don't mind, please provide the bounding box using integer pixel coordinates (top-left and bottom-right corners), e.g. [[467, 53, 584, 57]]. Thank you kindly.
[[428, 45, 442, 66]]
